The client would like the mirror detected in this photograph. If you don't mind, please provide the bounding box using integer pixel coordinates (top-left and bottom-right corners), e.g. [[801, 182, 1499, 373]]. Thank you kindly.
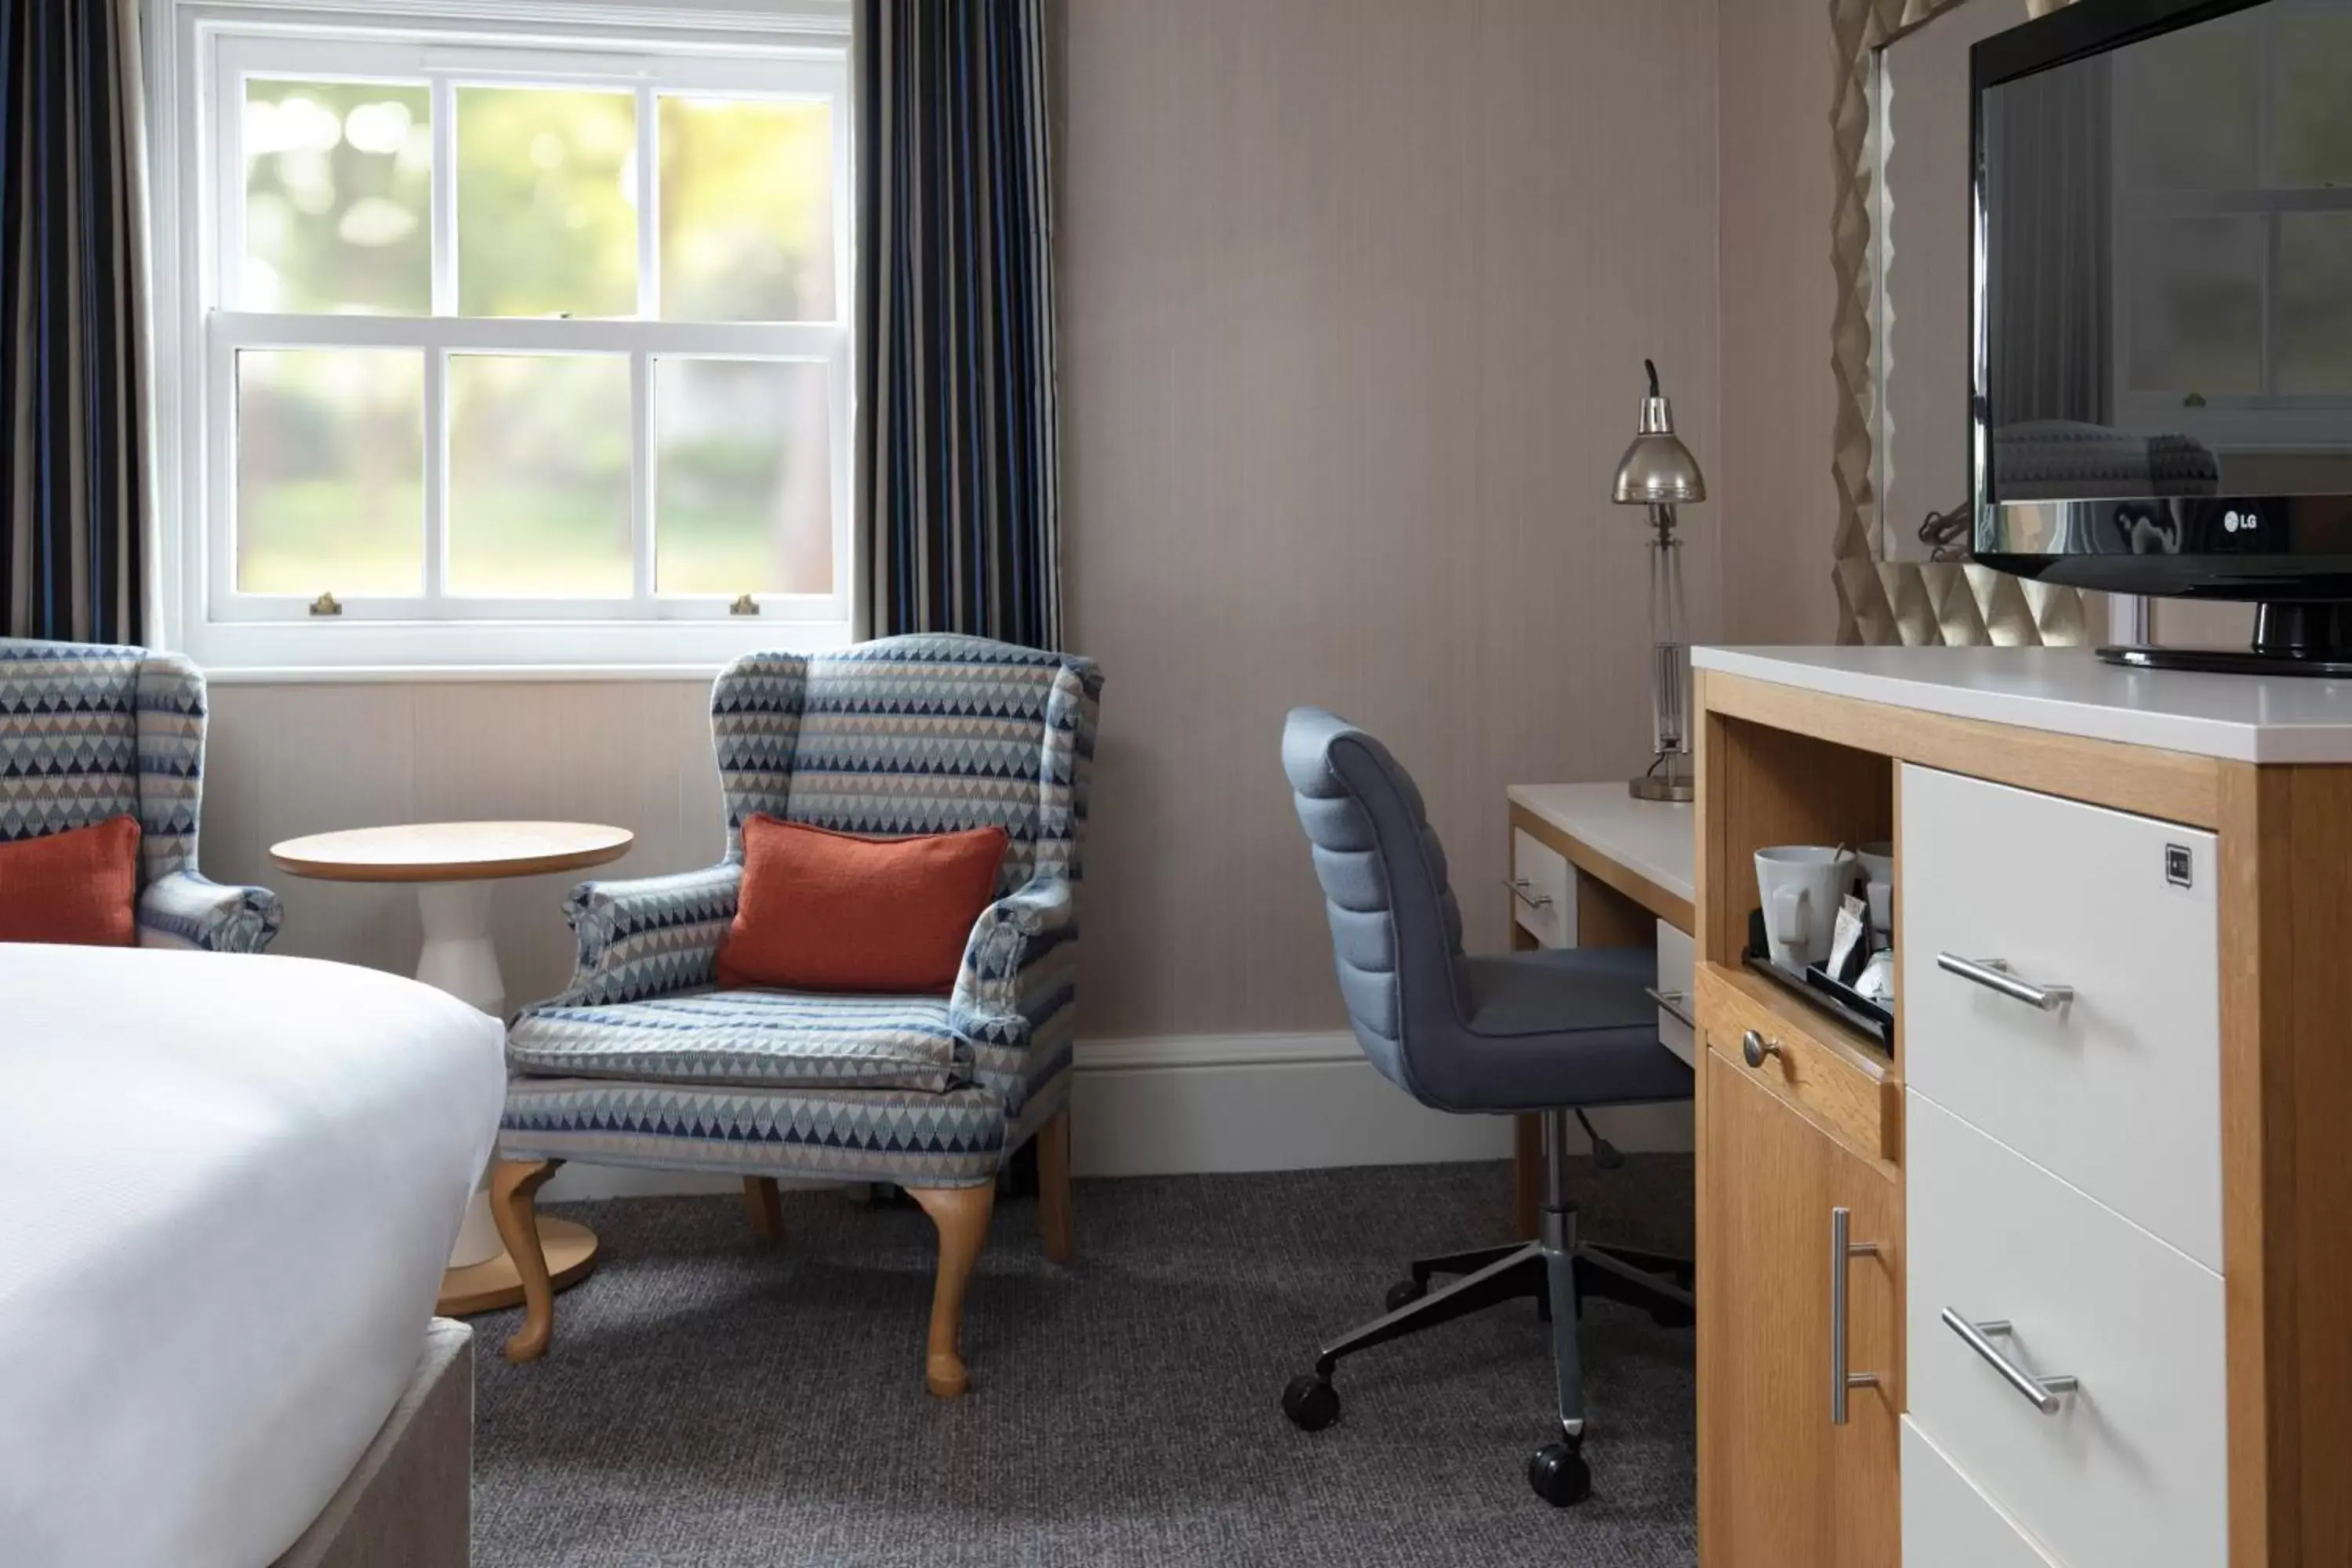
[[1870, 0, 2036, 560]]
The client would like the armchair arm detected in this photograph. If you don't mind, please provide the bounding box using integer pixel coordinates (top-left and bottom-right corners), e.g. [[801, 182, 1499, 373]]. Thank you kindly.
[[543, 862, 742, 1007], [949, 876, 1079, 1109], [137, 869, 282, 954]]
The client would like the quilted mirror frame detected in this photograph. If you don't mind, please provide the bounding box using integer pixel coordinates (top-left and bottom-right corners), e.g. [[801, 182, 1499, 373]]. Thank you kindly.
[[1828, 0, 2092, 645]]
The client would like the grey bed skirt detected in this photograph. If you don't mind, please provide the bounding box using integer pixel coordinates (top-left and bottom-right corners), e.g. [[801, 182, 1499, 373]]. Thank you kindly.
[[271, 1318, 473, 1568]]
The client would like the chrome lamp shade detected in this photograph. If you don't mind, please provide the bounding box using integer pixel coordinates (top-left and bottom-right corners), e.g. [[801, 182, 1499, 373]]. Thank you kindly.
[[1610, 361, 1704, 803]]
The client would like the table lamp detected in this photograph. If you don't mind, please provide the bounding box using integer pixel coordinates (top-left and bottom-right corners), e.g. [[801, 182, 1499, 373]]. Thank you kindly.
[[1610, 358, 1705, 802]]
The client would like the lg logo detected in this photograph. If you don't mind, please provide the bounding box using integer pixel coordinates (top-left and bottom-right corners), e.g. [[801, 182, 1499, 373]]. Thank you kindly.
[[2223, 509, 2257, 534]]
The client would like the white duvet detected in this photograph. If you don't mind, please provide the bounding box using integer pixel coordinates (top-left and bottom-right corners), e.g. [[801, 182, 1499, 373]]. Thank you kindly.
[[0, 946, 506, 1568]]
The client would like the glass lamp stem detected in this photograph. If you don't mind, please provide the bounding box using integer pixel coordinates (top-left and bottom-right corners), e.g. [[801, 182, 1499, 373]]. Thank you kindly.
[[1649, 503, 1688, 762]]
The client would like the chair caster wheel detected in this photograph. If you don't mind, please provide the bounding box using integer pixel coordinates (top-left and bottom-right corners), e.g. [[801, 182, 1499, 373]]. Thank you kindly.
[[1385, 1277, 1426, 1312], [1527, 1440, 1592, 1507], [1281, 1374, 1341, 1432], [1650, 1301, 1695, 1328]]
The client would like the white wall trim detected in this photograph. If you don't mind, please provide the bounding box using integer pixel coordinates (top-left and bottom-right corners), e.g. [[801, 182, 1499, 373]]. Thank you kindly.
[[543, 1030, 1695, 1200]]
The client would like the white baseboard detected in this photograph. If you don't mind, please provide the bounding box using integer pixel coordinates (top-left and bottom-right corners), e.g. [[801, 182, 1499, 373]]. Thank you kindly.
[[542, 1030, 1694, 1200]]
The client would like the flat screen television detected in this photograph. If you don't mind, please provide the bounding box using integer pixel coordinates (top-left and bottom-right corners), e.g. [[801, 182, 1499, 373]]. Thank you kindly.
[[1972, 0, 2352, 672]]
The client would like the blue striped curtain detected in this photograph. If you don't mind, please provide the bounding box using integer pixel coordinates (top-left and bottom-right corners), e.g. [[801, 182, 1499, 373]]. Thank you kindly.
[[855, 0, 1062, 651], [2, 0, 147, 644]]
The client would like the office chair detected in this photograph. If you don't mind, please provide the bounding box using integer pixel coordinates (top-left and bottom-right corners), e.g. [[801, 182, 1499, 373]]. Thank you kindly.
[[1278, 708, 1694, 1507]]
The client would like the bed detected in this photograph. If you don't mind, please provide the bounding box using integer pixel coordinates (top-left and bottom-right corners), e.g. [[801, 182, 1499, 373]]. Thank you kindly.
[[0, 946, 506, 1568]]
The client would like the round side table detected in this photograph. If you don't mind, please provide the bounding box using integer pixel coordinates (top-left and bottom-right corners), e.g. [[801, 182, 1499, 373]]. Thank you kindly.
[[270, 819, 633, 1317]]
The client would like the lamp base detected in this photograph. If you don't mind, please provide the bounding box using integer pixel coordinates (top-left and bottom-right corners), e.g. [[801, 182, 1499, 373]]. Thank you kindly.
[[1629, 752, 1693, 804]]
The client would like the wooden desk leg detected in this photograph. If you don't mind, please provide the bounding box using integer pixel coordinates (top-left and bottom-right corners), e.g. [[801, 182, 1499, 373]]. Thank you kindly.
[[1514, 1114, 1544, 1238]]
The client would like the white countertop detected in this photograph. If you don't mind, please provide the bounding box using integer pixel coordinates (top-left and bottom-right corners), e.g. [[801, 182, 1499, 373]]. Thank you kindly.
[[1694, 644, 2352, 764], [1505, 781, 1696, 904]]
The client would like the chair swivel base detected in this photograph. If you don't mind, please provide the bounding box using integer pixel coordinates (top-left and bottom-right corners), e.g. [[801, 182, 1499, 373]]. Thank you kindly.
[[1279, 1227, 1693, 1508]]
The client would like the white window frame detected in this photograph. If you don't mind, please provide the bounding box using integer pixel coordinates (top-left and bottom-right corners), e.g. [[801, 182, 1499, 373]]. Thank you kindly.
[[146, 0, 856, 677], [2110, 0, 2352, 449]]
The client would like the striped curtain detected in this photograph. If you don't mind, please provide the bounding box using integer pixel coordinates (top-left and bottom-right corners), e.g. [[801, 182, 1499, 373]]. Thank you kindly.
[[2, 0, 148, 644], [855, 0, 1062, 651]]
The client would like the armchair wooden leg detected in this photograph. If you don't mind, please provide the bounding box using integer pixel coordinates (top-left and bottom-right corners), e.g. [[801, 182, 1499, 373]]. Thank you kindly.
[[906, 1183, 995, 1399], [489, 1158, 562, 1363], [742, 1176, 785, 1241], [1036, 1108, 1073, 1265]]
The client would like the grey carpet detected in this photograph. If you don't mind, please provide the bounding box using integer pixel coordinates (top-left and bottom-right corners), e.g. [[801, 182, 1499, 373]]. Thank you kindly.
[[473, 1157, 1695, 1567]]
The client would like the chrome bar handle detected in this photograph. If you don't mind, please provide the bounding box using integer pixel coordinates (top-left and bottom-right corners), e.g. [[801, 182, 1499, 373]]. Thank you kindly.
[[1941, 1309, 2080, 1416], [1502, 877, 1554, 911], [1830, 1207, 1882, 1425], [1643, 986, 1694, 1029], [1936, 953, 2074, 1013]]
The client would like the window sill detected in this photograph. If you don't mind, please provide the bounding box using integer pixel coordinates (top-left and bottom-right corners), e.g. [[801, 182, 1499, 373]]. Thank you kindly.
[[165, 611, 855, 677], [199, 662, 732, 684]]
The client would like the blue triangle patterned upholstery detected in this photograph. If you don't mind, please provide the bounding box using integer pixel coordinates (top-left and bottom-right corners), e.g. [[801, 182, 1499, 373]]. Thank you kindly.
[[0, 638, 281, 953], [502, 633, 1102, 1189]]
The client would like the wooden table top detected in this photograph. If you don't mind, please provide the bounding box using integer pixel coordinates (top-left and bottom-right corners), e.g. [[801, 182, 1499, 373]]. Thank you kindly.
[[269, 821, 635, 884]]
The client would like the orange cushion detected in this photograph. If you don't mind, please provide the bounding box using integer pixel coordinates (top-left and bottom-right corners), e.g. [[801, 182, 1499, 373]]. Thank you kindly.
[[716, 815, 1010, 995], [0, 815, 142, 947]]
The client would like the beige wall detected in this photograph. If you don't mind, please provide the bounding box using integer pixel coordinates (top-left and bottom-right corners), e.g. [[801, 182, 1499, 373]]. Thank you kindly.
[[202, 681, 724, 1011], [1715, 0, 1843, 644], [1059, 0, 1723, 1036], [202, 0, 1802, 1049]]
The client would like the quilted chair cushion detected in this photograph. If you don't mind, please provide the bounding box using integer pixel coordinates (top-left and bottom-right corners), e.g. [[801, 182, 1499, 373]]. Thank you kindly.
[[505, 989, 971, 1094]]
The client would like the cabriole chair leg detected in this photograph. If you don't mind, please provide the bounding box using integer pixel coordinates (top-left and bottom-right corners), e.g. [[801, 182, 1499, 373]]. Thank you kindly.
[[488, 1157, 562, 1363], [907, 1183, 995, 1398]]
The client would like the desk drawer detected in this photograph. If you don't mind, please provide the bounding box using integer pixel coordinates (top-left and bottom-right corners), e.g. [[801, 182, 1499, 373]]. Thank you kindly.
[[1908, 1093, 2226, 1568], [1900, 764, 2221, 1270], [1509, 829, 1570, 947], [1902, 1418, 2063, 1568], [1654, 920, 1695, 1068], [1697, 962, 1896, 1166]]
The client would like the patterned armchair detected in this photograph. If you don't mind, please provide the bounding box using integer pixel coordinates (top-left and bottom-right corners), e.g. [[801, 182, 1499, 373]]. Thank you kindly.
[[0, 638, 281, 953], [490, 633, 1102, 1396]]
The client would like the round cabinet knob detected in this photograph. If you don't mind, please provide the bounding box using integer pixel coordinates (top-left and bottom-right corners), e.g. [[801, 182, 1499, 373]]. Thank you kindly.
[[1741, 1029, 1784, 1069]]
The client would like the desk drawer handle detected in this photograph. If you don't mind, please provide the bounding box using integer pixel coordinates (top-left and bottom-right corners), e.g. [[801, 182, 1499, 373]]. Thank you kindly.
[[1830, 1207, 1882, 1425], [1936, 953, 2074, 1013], [1645, 986, 1694, 1029], [1504, 877, 1555, 911], [1741, 1029, 1783, 1069], [1941, 1308, 2079, 1415]]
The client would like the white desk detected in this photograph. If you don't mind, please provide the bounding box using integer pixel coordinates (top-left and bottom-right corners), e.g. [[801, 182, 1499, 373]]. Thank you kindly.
[[1506, 782, 1696, 924]]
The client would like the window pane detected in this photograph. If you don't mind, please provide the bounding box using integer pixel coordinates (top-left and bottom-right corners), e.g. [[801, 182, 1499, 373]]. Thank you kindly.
[[236, 350, 423, 593], [659, 97, 835, 321], [2118, 17, 2257, 190], [2128, 216, 2263, 394], [2281, 212, 2352, 395], [447, 354, 632, 596], [655, 358, 832, 594], [2278, 16, 2352, 189], [457, 89, 637, 318], [243, 80, 430, 314]]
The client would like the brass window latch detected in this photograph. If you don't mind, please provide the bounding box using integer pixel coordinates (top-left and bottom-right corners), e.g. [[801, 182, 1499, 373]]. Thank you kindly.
[[309, 591, 343, 617], [729, 593, 760, 616]]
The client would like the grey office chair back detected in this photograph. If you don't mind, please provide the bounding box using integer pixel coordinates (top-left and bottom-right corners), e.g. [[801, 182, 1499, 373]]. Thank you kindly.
[[1282, 707, 1474, 1102]]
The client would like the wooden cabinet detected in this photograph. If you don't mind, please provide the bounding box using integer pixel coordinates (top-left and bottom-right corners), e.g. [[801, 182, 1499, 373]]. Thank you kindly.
[[1700, 1050, 1900, 1567]]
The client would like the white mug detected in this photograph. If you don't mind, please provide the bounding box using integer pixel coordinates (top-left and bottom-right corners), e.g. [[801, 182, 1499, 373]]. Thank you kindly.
[[1755, 846, 1859, 970]]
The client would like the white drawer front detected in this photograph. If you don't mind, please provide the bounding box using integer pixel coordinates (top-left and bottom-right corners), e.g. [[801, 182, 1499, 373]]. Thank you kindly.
[[1509, 829, 1571, 948], [1902, 1417, 2063, 1568], [1900, 764, 2222, 1269], [1908, 1094, 2226, 1568], [1653, 919, 1695, 1067]]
